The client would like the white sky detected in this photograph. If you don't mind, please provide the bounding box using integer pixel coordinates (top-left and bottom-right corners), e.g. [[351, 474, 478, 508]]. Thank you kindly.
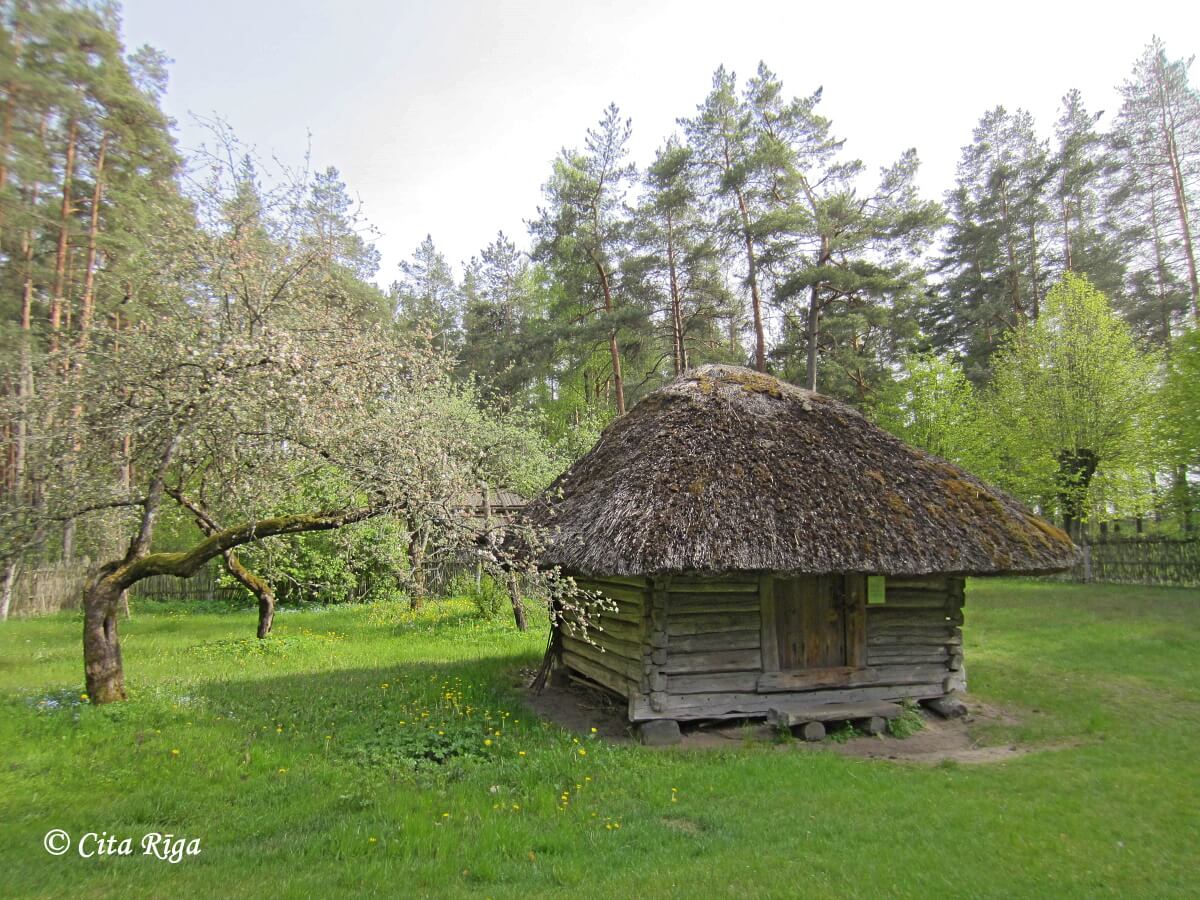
[[120, 0, 1200, 286]]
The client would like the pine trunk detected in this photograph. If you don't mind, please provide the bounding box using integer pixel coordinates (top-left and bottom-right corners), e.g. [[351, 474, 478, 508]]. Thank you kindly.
[[50, 118, 78, 353], [595, 260, 626, 415], [735, 189, 767, 372]]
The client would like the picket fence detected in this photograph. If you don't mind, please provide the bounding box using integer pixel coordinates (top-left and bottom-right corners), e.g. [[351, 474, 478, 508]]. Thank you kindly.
[[1060, 536, 1200, 588], [5, 563, 241, 618]]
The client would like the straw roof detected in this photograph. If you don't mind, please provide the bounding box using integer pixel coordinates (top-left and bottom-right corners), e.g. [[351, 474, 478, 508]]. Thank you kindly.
[[519, 365, 1077, 577]]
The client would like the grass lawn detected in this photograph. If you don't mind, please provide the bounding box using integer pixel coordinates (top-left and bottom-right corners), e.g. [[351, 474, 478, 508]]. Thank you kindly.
[[1, 579, 1197, 898]]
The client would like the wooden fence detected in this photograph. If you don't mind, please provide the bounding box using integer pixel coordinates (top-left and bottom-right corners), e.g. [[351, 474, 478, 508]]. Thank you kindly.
[[4, 563, 243, 618], [1060, 537, 1200, 587]]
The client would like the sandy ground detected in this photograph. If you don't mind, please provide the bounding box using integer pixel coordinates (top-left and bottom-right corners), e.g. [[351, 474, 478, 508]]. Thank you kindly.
[[519, 671, 1067, 765]]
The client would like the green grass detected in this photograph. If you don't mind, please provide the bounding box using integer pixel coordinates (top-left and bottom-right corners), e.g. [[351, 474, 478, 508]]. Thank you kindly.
[[1, 580, 1197, 898]]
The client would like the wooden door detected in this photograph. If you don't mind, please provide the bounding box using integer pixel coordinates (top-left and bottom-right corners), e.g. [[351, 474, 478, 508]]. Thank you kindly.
[[769, 575, 865, 671]]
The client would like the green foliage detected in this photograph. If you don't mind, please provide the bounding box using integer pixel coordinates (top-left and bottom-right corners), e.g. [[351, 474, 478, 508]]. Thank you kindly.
[[872, 352, 998, 479], [447, 572, 510, 620], [233, 511, 409, 606], [986, 273, 1161, 527], [886, 700, 926, 738]]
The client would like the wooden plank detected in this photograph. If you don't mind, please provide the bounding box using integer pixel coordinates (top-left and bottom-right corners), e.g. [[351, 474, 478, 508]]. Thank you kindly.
[[768, 701, 902, 726], [759, 574, 779, 673], [575, 582, 646, 610], [561, 637, 641, 679], [885, 576, 950, 591], [868, 648, 951, 665], [667, 578, 759, 593], [665, 671, 761, 694], [867, 607, 959, 624], [629, 682, 946, 721], [562, 631, 641, 661], [580, 574, 646, 589], [668, 593, 760, 615], [666, 611, 760, 636], [671, 629, 760, 653], [776, 577, 804, 669], [845, 574, 866, 669], [661, 648, 762, 675], [758, 667, 878, 693], [878, 591, 950, 608], [561, 612, 640, 643], [562, 650, 632, 698]]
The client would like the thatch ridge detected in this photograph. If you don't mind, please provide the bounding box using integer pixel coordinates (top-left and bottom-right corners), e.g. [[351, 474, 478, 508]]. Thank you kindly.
[[518, 365, 1078, 577]]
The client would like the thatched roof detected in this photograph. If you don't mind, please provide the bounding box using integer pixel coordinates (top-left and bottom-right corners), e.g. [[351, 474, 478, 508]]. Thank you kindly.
[[518, 365, 1077, 577]]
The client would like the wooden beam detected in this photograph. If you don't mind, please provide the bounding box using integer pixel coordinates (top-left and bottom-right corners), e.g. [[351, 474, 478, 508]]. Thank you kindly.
[[660, 648, 762, 675], [759, 574, 779, 673]]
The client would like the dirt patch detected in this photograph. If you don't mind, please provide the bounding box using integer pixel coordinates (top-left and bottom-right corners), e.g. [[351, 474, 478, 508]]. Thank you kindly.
[[520, 675, 1071, 765]]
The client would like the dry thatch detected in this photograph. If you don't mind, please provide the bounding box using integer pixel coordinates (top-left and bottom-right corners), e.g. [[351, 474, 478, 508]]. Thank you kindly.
[[519, 365, 1078, 577]]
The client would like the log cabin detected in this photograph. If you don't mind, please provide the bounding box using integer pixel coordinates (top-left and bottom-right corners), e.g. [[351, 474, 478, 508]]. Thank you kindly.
[[518, 365, 1078, 735]]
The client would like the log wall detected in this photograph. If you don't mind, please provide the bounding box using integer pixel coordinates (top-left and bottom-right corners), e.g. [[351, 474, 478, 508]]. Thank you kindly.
[[561, 573, 967, 722]]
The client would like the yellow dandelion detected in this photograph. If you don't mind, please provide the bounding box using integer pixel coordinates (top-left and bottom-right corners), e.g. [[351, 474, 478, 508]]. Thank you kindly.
[[577, 748, 586, 756], [484, 739, 493, 746], [369, 837, 377, 843], [590, 727, 598, 734], [511, 803, 520, 811], [80, 693, 88, 701], [442, 812, 450, 818], [278, 768, 288, 774], [518, 751, 526, 757], [170, 749, 180, 756]]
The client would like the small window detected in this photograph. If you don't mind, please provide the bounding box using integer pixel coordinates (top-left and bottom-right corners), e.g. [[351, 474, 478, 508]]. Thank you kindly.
[[867, 576, 886, 605]]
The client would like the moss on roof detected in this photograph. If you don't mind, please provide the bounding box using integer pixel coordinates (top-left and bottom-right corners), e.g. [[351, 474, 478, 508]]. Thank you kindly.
[[518, 365, 1078, 577]]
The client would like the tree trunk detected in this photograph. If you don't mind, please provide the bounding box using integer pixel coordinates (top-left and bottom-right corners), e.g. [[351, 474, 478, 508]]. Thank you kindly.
[[408, 523, 428, 610], [1056, 448, 1098, 540], [735, 188, 767, 372], [50, 118, 77, 353], [666, 212, 685, 375], [77, 132, 107, 349], [508, 574, 527, 632], [83, 572, 127, 703], [224, 551, 276, 638], [804, 236, 832, 392], [595, 260, 626, 415], [998, 176, 1025, 322], [83, 504, 383, 702], [0, 560, 16, 621], [1154, 54, 1200, 320]]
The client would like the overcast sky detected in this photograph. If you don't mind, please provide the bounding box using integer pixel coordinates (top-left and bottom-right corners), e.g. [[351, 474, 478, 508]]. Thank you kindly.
[[120, 0, 1200, 286]]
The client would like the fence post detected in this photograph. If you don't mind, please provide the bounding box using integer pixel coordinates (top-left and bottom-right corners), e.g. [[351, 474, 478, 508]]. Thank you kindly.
[[1081, 542, 1093, 583]]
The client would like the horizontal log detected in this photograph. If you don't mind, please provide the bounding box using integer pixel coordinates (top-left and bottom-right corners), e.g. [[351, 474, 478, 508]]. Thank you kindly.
[[884, 576, 951, 591], [562, 650, 634, 697], [580, 574, 647, 589], [668, 593, 760, 615], [759, 664, 951, 693], [758, 667, 878, 693], [661, 648, 762, 675], [666, 611, 760, 636], [562, 631, 641, 662], [868, 608, 962, 625], [868, 648, 951, 665], [562, 638, 641, 679], [666, 671, 760, 694], [630, 682, 946, 721], [669, 629, 761, 653], [878, 591, 951, 608], [665, 578, 759, 593], [767, 701, 903, 726], [560, 612, 641, 642], [575, 581, 647, 610]]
